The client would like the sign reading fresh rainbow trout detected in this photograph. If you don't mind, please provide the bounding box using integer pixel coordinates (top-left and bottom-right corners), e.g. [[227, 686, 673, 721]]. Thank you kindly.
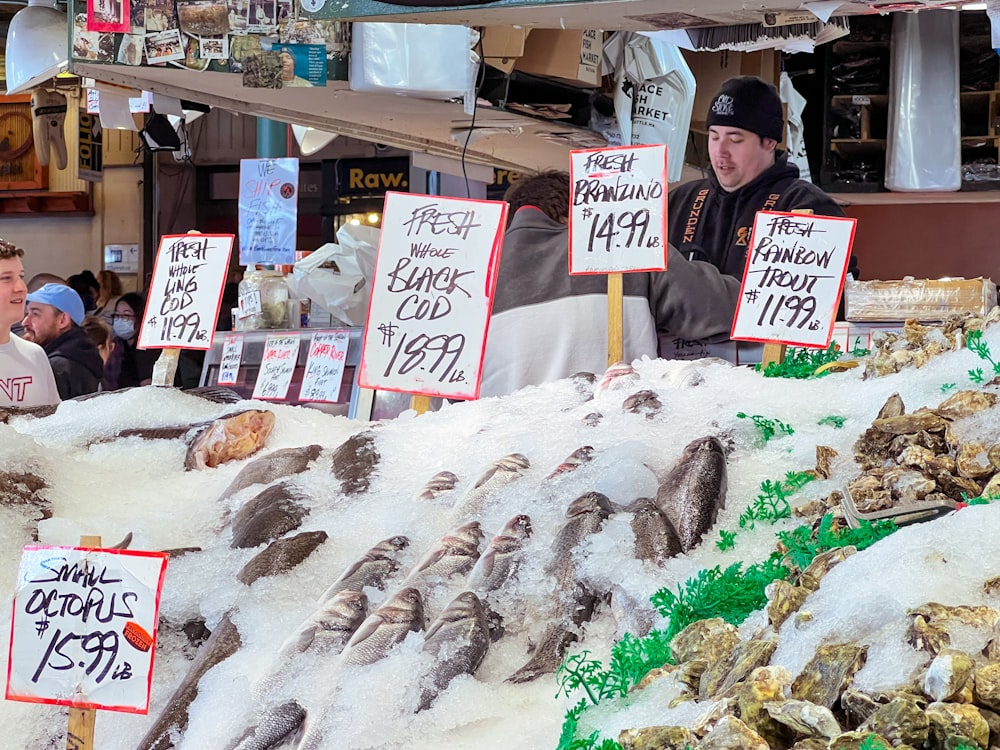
[[358, 192, 507, 400], [731, 210, 857, 348]]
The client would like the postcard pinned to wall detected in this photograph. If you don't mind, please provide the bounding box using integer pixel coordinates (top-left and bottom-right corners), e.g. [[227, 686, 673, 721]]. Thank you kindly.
[[177, 0, 230, 36], [145, 28, 185, 63]]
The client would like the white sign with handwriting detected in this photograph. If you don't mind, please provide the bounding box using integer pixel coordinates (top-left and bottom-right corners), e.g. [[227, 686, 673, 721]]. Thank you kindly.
[[731, 211, 857, 348], [139, 234, 233, 350], [6, 545, 169, 713], [358, 191, 507, 400], [298, 330, 350, 403], [252, 333, 301, 400], [569, 144, 668, 274], [217, 334, 244, 386]]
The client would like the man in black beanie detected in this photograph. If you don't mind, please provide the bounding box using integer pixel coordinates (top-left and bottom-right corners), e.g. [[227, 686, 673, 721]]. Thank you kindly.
[[667, 75, 857, 285]]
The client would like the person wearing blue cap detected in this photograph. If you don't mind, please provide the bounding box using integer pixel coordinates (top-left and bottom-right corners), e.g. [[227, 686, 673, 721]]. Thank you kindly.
[[22, 282, 104, 399], [0, 240, 60, 407]]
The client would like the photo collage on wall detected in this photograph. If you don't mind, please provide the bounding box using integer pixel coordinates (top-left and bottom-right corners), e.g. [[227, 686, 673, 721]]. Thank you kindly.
[[81, 0, 349, 85]]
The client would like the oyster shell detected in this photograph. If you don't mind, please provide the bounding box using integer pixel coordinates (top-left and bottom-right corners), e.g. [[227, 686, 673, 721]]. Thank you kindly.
[[738, 666, 794, 748], [923, 649, 974, 702], [972, 662, 1000, 712], [700, 639, 777, 700], [764, 698, 842, 738], [799, 546, 856, 592], [670, 618, 740, 665], [955, 441, 995, 480], [618, 725, 696, 750], [766, 580, 810, 630], [934, 390, 999, 421], [791, 643, 868, 709], [925, 701, 990, 749], [698, 715, 769, 750]]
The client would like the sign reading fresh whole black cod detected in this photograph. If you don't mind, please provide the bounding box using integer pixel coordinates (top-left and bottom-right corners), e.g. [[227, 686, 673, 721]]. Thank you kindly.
[[731, 210, 857, 348], [358, 192, 507, 400]]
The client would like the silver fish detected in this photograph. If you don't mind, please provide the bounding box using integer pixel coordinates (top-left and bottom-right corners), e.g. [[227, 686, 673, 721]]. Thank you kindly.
[[137, 614, 242, 750], [546, 446, 595, 480], [506, 492, 613, 684], [340, 587, 425, 667], [219, 445, 323, 502], [609, 582, 656, 640], [417, 470, 460, 501], [318, 535, 410, 603], [229, 481, 309, 550], [626, 497, 682, 565], [254, 590, 368, 698], [331, 430, 379, 495], [399, 521, 484, 591], [185, 409, 276, 470], [654, 436, 728, 553], [182, 385, 244, 403], [237, 530, 329, 586], [622, 389, 662, 418], [451, 454, 530, 520], [417, 591, 491, 712], [466, 514, 532, 595], [224, 701, 305, 750]]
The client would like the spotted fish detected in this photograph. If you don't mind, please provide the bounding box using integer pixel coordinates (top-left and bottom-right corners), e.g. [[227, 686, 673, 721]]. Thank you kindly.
[[236, 530, 329, 585], [229, 481, 309, 549], [625, 497, 681, 565], [331, 430, 379, 495], [654, 436, 728, 553]]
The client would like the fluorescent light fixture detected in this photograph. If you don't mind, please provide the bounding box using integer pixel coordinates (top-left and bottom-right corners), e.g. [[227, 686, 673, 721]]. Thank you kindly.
[[291, 124, 338, 156], [4, 0, 70, 95], [963, 2, 987, 8]]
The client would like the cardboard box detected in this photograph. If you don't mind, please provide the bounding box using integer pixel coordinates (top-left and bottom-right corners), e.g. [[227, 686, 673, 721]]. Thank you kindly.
[[481, 26, 530, 74], [514, 29, 603, 88], [844, 277, 998, 322]]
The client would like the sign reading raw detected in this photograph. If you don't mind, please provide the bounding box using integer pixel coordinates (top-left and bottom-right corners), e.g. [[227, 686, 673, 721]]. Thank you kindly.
[[731, 210, 857, 348], [138, 233, 233, 350], [358, 191, 507, 400], [238, 157, 299, 266], [6, 545, 168, 713], [568, 144, 668, 274]]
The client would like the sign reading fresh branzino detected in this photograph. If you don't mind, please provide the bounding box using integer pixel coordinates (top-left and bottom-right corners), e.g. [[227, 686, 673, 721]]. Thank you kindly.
[[358, 192, 507, 400], [568, 144, 668, 274], [138, 234, 233, 350], [731, 210, 857, 348], [6, 546, 168, 713]]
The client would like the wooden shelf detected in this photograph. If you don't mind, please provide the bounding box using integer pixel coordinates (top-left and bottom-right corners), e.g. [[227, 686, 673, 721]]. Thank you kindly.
[[0, 191, 93, 217]]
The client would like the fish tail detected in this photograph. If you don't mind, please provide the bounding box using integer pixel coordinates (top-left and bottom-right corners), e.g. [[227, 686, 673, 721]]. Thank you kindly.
[[505, 626, 576, 684]]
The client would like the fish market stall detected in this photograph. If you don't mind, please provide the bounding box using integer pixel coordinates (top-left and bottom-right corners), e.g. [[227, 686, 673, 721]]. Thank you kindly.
[[4, 311, 1000, 749]]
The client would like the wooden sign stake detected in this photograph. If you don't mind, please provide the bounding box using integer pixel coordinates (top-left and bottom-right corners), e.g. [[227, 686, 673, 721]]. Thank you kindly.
[[607, 272, 623, 366], [410, 394, 432, 414], [67, 534, 101, 750]]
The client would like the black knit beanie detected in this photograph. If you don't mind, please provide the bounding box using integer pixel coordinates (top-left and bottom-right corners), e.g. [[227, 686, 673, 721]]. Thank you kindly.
[[705, 76, 784, 142]]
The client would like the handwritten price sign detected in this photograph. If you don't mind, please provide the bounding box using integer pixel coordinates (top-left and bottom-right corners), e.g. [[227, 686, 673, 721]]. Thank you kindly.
[[731, 211, 857, 348], [252, 333, 301, 400], [217, 334, 244, 386], [299, 330, 350, 403], [359, 191, 507, 400], [138, 234, 233, 350], [568, 144, 668, 274], [6, 546, 168, 713]]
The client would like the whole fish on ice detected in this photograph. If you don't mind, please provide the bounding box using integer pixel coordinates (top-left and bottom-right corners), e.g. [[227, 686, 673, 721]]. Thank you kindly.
[[466, 514, 532, 595], [225, 701, 305, 750], [654, 436, 728, 553], [219, 444, 323, 501], [625, 496, 681, 565], [318, 535, 410, 603], [451, 453, 530, 520], [398, 521, 484, 594], [416, 591, 491, 712], [417, 470, 459, 501], [331, 430, 380, 495], [237, 530, 329, 585], [229, 481, 309, 549], [506, 492, 613, 684]]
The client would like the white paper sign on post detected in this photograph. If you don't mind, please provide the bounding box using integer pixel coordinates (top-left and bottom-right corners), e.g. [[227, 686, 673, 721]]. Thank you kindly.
[[138, 234, 233, 350], [252, 333, 301, 400], [358, 192, 508, 400], [299, 330, 350, 403], [731, 210, 857, 348], [238, 157, 299, 267], [217, 334, 244, 386], [568, 144, 668, 274], [6, 546, 169, 713]]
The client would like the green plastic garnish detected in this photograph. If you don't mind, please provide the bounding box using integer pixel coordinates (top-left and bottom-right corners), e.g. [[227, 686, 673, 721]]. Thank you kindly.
[[737, 412, 795, 444], [755, 342, 846, 379], [818, 415, 846, 428], [716, 529, 736, 551]]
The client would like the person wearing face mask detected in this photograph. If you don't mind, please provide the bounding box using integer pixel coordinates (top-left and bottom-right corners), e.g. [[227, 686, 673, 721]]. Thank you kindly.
[[113, 292, 157, 387], [666, 76, 858, 308]]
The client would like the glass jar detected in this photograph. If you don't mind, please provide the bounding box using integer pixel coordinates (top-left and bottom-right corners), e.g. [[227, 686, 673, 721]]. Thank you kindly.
[[238, 270, 290, 330]]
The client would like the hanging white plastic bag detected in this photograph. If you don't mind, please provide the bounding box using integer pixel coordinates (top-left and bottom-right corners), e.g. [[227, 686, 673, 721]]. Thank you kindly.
[[780, 71, 812, 182], [288, 223, 380, 326], [603, 31, 696, 183]]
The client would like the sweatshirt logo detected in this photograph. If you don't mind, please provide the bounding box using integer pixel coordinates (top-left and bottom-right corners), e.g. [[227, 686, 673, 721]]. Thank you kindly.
[[735, 226, 750, 246], [711, 94, 734, 117], [0, 376, 32, 403]]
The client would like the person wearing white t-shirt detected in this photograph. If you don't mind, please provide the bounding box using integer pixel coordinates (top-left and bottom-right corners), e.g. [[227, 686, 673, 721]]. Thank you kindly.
[[0, 240, 60, 407]]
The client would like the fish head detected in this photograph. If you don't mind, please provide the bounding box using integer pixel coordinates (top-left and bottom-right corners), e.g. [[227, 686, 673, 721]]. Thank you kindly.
[[498, 454, 531, 472], [622, 390, 663, 416], [452, 521, 485, 545], [503, 514, 532, 540], [566, 492, 614, 519], [383, 587, 424, 626], [382, 535, 410, 552], [329, 589, 369, 618]]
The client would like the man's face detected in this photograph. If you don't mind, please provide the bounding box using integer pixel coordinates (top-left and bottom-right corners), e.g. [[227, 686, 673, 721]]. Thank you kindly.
[[708, 126, 777, 192], [280, 52, 294, 79], [22, 302, 67, 346], [0, 256, 27, 334]]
